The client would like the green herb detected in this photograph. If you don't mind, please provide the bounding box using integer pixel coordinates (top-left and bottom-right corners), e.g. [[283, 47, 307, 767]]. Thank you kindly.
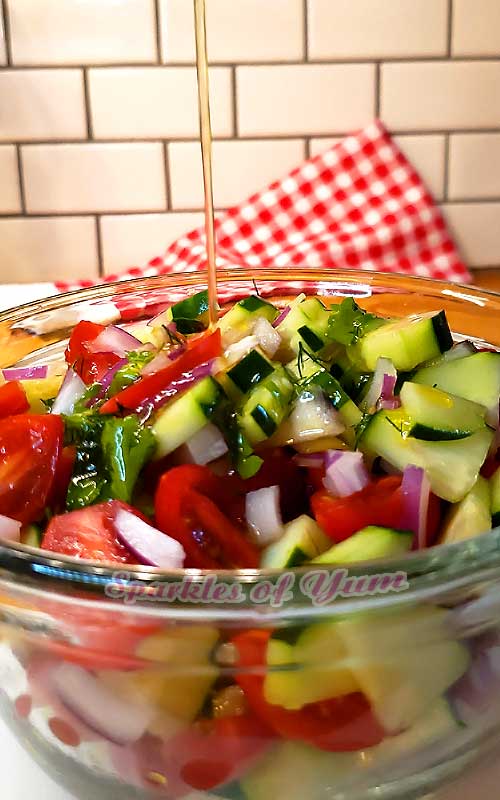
[[328, 298, 381, 346], [63, 409, 154, 509], [109, 350, 155, 395], [212, 400, 262, 479]]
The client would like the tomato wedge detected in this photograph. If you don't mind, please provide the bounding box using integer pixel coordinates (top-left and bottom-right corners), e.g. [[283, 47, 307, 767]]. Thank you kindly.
[[66, 320, 122, 385], [41, 500, 140, 563], [0, 414, 63, 523], [99, 329, 222, 416], [47, 445, 76, 512], [232, 630, 385, 752], [0, 381, 29, 417], [155, 465, 259, 569]]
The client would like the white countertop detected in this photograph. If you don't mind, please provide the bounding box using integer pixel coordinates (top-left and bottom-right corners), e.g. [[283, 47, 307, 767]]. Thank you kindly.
[[0, 283, 499, 799]]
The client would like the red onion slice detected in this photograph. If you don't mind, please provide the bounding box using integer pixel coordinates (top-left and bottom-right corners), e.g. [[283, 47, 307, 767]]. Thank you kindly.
[[51, 368, 86, 415], [272, 306, 291, 328], [114, 508, 185, 568], [3, 365, 48, 381], [135, 360, 214, 416], [245, 486, 283, 545], [90, 325, 142, 357], [179, 423, 228, 465], [293, 453, 325, 468], [323, 450, 370, 497], [141, 351, 172, 376], [51, 663, 154, 745], [0, 514, 21, 542], [362, 357, 397, 412], [252, 317, 281, 357], [400, 465, 431, 549]]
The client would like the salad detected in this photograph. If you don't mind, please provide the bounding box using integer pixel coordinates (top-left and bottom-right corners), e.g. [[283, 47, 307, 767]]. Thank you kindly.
[[1, 288, 499, 567], [1, 287, 500, 798]]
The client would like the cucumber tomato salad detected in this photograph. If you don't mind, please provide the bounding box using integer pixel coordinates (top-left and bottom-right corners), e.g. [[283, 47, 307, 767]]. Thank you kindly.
[[1, 290, 500, 798]]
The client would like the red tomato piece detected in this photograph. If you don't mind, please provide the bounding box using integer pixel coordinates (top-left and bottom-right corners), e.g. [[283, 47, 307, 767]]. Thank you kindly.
[[311, 476, 404, 543], [65, 320, 122, 385], [0, 414, 63, 523], [41, 500, 140, 563], [155, 464, 259, 569], [47, 445, 76, 512], [99, 328, 222, 416], [0, 381, 29, 417], [232, 630, 385, 752]]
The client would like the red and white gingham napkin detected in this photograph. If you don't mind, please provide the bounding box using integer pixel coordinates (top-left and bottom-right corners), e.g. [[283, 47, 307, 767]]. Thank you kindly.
[[56, 120, 471, 298]]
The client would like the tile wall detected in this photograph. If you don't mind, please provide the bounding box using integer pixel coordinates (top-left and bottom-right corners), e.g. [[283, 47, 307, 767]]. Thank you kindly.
[[0, 0, 499, 282]]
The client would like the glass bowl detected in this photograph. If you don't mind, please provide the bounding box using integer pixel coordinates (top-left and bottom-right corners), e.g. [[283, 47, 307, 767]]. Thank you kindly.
[[0, 268, 500, 800]]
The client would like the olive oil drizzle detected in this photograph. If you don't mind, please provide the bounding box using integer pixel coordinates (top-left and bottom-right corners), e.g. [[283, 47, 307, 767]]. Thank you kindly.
[[193, 0, 219, 328]]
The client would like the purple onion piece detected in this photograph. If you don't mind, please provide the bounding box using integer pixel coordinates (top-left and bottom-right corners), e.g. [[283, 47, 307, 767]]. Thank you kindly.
[[135, 359, 214, 418], [400, 464, 430, 549], [293, 453, 325, 469], [3, 365, 48, 381], [89, 325, 142, 357], [51, 368, 87, 415], [323, 451, 370, 497], [272, 306, 291, 328], [114, 507, 185, 568]]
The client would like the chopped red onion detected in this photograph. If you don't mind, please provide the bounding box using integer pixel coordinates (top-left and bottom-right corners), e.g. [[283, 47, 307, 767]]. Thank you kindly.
[[114, 508, 185, 568], [252, 317, 281, 357], [362, 357, 397, 412], [0, 514, 21, 542], [272, 306, 291, 328], [224, 335, 259, 367], [245, 486, 284, 545], [3, 365, 48, 381], [293, 453, 325, 468], [378, 397, 401, 410], [51, 663, 154, 745], [140, 350, 172, 376], [289, 389, 345, 442], [51, 368, 86, 415], [400, 465, 431, 549], [178, 423, 228, 465], [323, 451, 370, 497], [89, 325, 142, 357]]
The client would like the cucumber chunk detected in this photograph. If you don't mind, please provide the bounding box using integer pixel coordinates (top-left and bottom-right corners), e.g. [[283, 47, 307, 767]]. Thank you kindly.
[[348, 310, 453, 371], [335, 606, 470, 733], [277, 297, 332, 358], [166, 289, 210, 333], [239, 368, 294, 445], [310, 371, 363, 428], [400, 382, 487, 441], [491, 466, 500, 528], [152, 376, 223, 459], [226, 349, 275, 394], [439, 476, 492, 544], [359, 410, 493, 502], [312, 525, 414, 565], [260, 514, 331, 568], [264, 623, 358, 710], [219, 295, 278, 344], [413, 352, 500, 411]]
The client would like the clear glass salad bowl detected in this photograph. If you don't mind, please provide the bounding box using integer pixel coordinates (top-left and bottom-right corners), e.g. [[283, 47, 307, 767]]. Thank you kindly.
[[1, 269, 500, 800]]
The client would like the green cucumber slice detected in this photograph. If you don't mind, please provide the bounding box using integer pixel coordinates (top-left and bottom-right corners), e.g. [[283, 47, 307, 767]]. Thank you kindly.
[[239, 368, 294, 445], [167, 289, 209, 333], [312, 525, 414, 564], [226, 349, 275, 394], [439, 476, 491, 544], [413, 352, 500, 411], [260, 514, 331, 568], [152, 376, 223, 459], [400, 382, 487, 441]]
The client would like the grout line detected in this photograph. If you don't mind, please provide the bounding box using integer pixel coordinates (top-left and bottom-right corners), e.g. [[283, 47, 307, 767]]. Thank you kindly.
[[1, 0, 12, 65], [82, 68, 93, 139], [95, 215, 104, 276], [163, 141, 172, 210], [15, 146, 26, 213], [374, 62, 381, 117], [154, 0, 162, 65], [443, 134, 450, 201], [303, 0, 309, 61], [447, 0, 454, 58], [305, 138, 311, 159], [231, 66, 238, 137], [2, 56, 500, 70]]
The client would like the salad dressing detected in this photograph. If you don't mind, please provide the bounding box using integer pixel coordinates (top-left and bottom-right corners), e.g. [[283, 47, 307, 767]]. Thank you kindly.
[[193, 0, 219, 328]]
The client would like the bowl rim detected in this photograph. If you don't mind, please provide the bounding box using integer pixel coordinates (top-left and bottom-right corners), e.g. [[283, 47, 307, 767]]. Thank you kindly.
[[1, 266, 500, 617]]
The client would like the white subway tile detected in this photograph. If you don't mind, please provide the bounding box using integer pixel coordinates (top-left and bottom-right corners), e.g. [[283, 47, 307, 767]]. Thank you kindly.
[[441, 203, 500, 268], [89, 67, 232, 139], [381, 62, 500, 131], [0, 146, 21, 213], [8, 0, 156, 65], [160, 0, 303, 63], [453, 0, 500, 56], [0, 217, 98, 281], [100, 212, 204, 272], [449, 134, 500, 200], [168, 139, 305, 209], [310, 135, 445, 200], [0, 70, 86, 141], [237, 65, 375, 137], [22, 143, 166, 214], [308, 0, 448, 60]]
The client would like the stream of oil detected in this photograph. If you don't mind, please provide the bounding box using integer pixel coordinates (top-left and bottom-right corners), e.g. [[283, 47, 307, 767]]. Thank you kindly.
[[193, 0, 219, 328]]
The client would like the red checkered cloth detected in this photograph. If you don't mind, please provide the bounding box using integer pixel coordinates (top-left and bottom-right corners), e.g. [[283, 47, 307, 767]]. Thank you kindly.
[[56, 120, 471, 297]]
